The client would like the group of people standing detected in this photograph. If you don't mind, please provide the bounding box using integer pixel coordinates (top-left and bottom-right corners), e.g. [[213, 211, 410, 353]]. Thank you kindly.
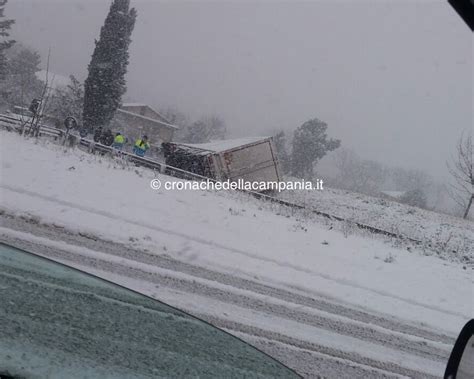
[[112, 132, 150, 157]]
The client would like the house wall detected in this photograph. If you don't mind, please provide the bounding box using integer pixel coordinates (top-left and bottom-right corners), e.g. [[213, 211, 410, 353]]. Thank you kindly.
[[111, 110, 175, 145]]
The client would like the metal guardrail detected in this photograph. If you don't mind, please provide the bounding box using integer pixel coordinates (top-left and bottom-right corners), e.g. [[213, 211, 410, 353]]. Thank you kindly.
[[0, 114, 64, 139], [0, 114, 20, 123], [0, 116, 427, 247], [0, 114, 23, 130], [77, 138, 220, 181]]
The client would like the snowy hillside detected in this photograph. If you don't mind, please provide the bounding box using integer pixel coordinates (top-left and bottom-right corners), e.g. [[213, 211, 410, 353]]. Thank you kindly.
[[278, 185, 473, 263], [1, 130, 472, 378]]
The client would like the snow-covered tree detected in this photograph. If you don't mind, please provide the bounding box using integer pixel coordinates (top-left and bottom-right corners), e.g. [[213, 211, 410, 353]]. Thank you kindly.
[[0, 0, 15, 80], [83, 0, 137, 131], [291, 118, 340, 178], [0, 45, 43, 108]]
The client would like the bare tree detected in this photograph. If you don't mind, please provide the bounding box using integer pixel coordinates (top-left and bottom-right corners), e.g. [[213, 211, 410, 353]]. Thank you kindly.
[[158, 106, 189, 127], [158, 106, 190, 141], [47, 75, 84, 125], [447, 132, 473, 219]]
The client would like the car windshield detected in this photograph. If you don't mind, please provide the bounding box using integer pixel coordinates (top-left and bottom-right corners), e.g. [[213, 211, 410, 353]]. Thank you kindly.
[[0, 1, 472, 378], [0, 243, 299, 379]]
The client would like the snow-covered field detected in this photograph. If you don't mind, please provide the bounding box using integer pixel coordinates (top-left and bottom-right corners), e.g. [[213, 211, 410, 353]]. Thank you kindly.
[[1, 130, 472, 378]]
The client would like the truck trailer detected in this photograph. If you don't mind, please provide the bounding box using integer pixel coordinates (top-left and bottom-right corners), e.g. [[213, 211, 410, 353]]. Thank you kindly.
[[162, 137, 282, 190]]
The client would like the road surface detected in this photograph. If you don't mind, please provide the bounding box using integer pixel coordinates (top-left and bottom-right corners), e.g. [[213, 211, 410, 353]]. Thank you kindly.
[[0, 211, 454, 378]]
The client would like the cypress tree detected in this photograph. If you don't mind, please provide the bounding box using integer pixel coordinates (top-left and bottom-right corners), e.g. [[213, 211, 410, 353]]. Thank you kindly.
[[83, 0, 137, 131], [0, 0, 16, 80]]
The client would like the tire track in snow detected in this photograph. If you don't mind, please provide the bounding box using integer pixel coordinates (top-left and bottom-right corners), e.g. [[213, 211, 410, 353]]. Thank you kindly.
[[235, 334, 408, 379], [198, 316, 439, 379], [0, 210, 455, 345]]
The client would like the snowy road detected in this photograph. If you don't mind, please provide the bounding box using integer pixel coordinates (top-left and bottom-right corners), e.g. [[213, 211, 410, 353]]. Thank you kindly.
[[0, 212, 454, 378]]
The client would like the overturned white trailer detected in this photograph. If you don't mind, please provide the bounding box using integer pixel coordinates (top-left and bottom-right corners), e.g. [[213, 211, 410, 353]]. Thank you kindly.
[[162, 137, 282, 190]]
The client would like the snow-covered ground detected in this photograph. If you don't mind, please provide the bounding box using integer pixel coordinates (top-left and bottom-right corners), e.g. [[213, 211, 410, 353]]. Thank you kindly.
[[277, 186, 473, 263], [1, 130, 472, 378]]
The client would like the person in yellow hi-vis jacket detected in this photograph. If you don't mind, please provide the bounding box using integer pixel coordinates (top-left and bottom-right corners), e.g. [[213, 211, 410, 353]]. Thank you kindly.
[[133, 135, 150, 157], [113, 132, 125, 150]]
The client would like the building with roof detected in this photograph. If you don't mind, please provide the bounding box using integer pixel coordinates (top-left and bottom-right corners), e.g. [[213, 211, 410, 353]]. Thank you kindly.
[[111, 103, 178, 145]]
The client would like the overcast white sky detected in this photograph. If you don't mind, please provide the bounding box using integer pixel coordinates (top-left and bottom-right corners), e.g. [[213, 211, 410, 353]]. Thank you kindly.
[[7, 0, 473, 179]]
